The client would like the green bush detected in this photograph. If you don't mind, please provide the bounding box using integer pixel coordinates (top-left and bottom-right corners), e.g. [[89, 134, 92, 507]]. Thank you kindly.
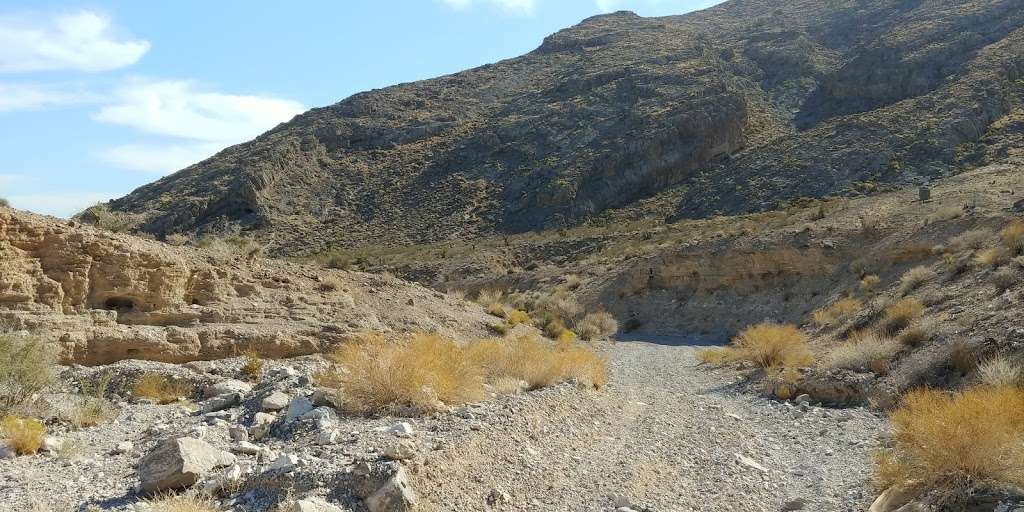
[[0, 336, 55, 413]]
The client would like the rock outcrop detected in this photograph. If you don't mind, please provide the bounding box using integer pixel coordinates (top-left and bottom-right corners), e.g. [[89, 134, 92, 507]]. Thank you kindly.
[[0, 208, 495, 365], [100, 0, 1024, 255]]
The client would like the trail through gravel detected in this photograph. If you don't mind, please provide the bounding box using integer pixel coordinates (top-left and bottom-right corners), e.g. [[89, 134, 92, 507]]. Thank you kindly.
[[422, 338, 887, 511]]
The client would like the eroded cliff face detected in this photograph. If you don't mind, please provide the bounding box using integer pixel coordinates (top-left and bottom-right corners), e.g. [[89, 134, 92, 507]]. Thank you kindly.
[[0, 209, 495, 365]]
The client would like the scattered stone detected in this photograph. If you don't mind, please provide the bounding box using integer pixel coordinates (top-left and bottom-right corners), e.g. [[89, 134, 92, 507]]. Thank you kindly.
[[233, 441, 262, 455], [735, 453, 768, 473], [137, 437, 235, 494], [261, 391, 290, 412], [115, 441, 134, 455], [40, 436, 63, 454], [249, 412, 276, 440], [229, 425, 249, 442], [364, 466, 417, 512], [487, 487, 511, 507], [285, 396, 315, 423], [204, 379, 252, 398], [269, 453, 300, 472], [201, 463, 244, 494], [383, 440, 417, 461], [200, 392, 241, 414], [386, 422, 414, 437], [281, 497, 346, 512], [316, 429, 341, 446]]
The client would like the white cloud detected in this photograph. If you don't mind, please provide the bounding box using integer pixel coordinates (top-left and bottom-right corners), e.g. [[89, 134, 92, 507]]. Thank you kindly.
[[98, 142, 223, 174], [6, 191, 115, 218], [0, 82, 97, 111], [0, 11, 149, 73], [94, 79, 305, 143], [440, 0, 537, 14]]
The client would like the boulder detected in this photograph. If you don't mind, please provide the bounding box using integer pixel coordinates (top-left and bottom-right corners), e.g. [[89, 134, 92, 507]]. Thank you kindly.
[[364, 466, 417, 512], [285, 396, 315, 423], [204, 379, 252, 398], [261, 391, 290, 411], [249, 412, 276, 440], [137, 437, 235, 494]]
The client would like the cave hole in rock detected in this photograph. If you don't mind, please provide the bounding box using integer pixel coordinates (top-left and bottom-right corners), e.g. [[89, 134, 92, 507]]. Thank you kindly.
[[103, 296, 136, 312]]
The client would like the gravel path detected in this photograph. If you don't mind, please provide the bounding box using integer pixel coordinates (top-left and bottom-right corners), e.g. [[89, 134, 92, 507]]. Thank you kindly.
[[422, 338, 887, 511]]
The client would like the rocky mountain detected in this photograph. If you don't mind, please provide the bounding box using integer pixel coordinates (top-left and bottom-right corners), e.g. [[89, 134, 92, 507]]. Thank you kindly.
[[103, 0, 1024, 254]]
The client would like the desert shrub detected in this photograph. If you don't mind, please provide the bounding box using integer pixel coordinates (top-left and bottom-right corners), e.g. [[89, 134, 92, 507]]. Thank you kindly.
[[576, 312, 619, 340], [860, 275, 881, 293], [475, 289, 504, 306], [977, 355, 1022, 387], [75, 203, 134, 233], [811, 297, 863, 327], [543, 317, 573, 340], [888, 244, 935, 264], [133, 374, 191, 404], [318, 276, 342, 293], [763, 366, 802, 399], [826, 332, 901, 372], [948, 229, 992, 251], [1001, 219, 1024, 255], [505, 309, 531, 327], [703, 323, 813, 369], [880, 298, 924, 335], [561, 274, 582, 290], [465, 335, 607, 390], [898, 266, 936, 294], [991, 267, 1018, 292], [949, 340, 979, 374], [70, 372, 116, 428], [534, 292, 583, 324], [0, 335, 55, 413], [163, 233, 190, 246], [485, 302, 506, 318], [324, 333, 484, 415], [144, 494, 222, 512], [897, 317, 937, 347], [240, 351, 264, 381], [322, 252, 353, 270], [0, 415, 46, 455], [0, 197, 8, 208], [874, 386, 1024, 501], [489, 323, 509, 336], [974, 247, 1007, 268]]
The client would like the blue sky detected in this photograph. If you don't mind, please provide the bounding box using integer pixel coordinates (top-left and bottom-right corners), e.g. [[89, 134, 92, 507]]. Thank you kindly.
[[0, 0, 722, 217]]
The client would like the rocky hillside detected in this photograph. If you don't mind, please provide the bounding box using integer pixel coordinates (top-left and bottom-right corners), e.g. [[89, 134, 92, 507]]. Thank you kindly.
[[101, 0, 1024, 254], [0, 208, 497, 365]]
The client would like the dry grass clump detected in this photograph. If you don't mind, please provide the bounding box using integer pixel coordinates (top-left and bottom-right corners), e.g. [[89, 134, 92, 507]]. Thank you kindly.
[[977, 355, 1022, 387], [69, 373, 116, 428], [320, 333, 607, 415], [504, 309, 531, 327], [811, 297, 862, 327], [485, 302, 506, 318], [881, 298, 925, 335], [991, 267, 1018, 292], [317, 276, 342, 293], [826, 332, 901, 373], [475, 289, 504, 307], [860, 274, 881, 293], [577, 312, 619, 340], [534, 292, 583, 325], [144, 494, 222, 512], [1, 415, 46, 455], [699, 323, 813, 369], [874, 386, 1024, 502], [466, 335, 608, 390], [974, 247, 1007, 268], [949, 340, 979, 374], [898, 266, 936, 294], [133, 374, 191, 404], [324, 333, 484, 415], [1001, 219, 1024, 255], [897, 317, 937, 347], [0, 335, 55, 414], [542, 318, 576, 342], [948, 228, 992, 251], [240, 350, 264, 380]]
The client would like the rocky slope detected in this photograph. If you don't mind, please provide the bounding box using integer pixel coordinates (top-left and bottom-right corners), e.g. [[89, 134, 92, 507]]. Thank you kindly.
[[101, 0, 1024, 254], [0, 208, 496, 365]]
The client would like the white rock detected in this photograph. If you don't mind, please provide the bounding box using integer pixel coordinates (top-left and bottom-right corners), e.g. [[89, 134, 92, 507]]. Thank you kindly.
[[270, 453, 300, 472], [261, 391, 290, 411], [280, 497, 346, 512], [249, 412, 276, 440], [316, 429, 341, 446], [41, 436, 63, 454], [285, 396, 315, 423], [115, 441, 134, 454], [365, 466, 417, 512], [234, 441, 262, 455], [383, 440, 417, 461], [734, 453, 768, 473], [137, 437, 235, 494], [204, 379, 252, 398], [387, 422, 414, 437]]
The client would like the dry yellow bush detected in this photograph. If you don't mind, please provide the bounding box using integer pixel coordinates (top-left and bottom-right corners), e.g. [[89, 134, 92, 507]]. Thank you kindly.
[[1001, 219, 1024, 255], [324, 333, 484, 415], [948, 228, 992, 251], [475, 289, 504, 306], [881, 298, 925, 335], [811, 298, 863, 327], [825, 332, 901, 373], [577, 312, 619, 340], [486, 302, 506, 318], [974, 247, 1008, 268], [144, 494, 222, 512], [702, 323, 813, 369], [897, 317, 936, 347], [1, 415, 45, 455], [133, 374, 191, 404], [874, 386, 1024, 502], [505, 309, 531, 327], [898, 265, 936, 294], [320, 333, 608, 415], [240, 351, 264, 381], [860, 275, 881, 293], [466, 335, 607, 390]]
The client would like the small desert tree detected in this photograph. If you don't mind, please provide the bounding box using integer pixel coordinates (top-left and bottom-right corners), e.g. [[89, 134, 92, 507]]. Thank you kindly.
[[0, 335, 55, 413]]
